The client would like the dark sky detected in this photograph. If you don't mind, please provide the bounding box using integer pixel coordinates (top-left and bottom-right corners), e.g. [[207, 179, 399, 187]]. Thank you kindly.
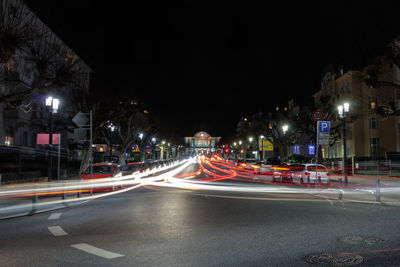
[[24, 0, 400, 138]]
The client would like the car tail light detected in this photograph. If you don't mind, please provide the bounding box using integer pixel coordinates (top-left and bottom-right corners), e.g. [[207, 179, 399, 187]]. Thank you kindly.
[[327, 173, 330, 176]]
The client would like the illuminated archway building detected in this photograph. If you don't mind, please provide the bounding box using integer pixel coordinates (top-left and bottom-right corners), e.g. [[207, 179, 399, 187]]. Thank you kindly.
[[185, 131, 221, 154]]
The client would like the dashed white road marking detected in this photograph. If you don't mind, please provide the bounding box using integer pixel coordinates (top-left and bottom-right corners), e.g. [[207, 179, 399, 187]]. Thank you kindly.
[[71, 243, 124, 259], [48, 226, 68, 236], [48, 212, 62, 220]]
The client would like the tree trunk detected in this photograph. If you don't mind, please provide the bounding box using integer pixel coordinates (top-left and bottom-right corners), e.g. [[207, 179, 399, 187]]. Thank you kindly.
[[79, 141, 90, 174]]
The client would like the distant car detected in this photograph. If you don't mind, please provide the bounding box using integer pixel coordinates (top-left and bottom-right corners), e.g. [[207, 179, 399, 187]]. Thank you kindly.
[[81, 163, 121, 180], [81, 163, 122, 192], [120, 162, 146, 176], [272, 163, 294, 182], [292, 164, 330, 184], [253, 160, 274, 175], [241, 158, 257, 170]]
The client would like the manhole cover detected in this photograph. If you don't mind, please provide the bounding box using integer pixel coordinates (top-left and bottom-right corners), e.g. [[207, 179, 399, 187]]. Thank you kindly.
[[339, 235, 385, 245], [363, 236, 385, 245], [339, 235, 364, 244], [304, 253, 363, 266]]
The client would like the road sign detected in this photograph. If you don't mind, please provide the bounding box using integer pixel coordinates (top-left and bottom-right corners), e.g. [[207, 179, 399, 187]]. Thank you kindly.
[[317, 121, 330, 145], [72, 111, 89, 127], [258, 138, 273, 151], [37, 133, 60, 145], [312, 110, 324, 121], [318, 121, 330, 133], [74, 128, 88, 142]]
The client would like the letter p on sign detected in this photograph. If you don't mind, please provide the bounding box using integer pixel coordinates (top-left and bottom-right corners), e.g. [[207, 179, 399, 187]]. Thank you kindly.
[[319, 121, 330, 133]]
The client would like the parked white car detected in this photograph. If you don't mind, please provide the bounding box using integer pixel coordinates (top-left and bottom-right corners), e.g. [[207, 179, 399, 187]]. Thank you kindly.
[[292, 164, 330, 184]]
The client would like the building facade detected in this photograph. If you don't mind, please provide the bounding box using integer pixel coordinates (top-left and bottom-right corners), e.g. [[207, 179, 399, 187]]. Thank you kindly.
[[0, 0, 92, 178], [185, 131, 221, 155], [313, 56, 399, 160]]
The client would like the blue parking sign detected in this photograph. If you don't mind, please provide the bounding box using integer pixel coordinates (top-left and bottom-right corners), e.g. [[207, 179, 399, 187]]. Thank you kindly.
[[318, 121, 330, 133]]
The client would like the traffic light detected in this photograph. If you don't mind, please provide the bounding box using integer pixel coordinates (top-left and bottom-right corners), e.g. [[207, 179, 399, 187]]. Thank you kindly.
[[224, 148, 229, 153]]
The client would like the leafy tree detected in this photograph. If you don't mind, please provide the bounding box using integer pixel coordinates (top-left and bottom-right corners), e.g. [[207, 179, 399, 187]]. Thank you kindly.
[[236, 108, 314, 163]]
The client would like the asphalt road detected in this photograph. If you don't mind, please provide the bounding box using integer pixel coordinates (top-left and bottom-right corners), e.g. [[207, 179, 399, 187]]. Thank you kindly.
[[1, 160, 400, 266]]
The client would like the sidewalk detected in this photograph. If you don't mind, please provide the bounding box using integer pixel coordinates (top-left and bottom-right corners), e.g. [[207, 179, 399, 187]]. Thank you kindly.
[[315, 174, 400, 206]]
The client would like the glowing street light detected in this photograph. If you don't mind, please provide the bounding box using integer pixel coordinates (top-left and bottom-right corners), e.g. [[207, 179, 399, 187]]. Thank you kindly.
[[45, 96, 60, 180], [338, 102, 350, 184], [282, 124, 288, 134]]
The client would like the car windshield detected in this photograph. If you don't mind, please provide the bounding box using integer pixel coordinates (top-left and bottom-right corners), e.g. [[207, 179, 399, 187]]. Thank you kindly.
[[84, 165, 112, 174], [306, 165, 328, 172]]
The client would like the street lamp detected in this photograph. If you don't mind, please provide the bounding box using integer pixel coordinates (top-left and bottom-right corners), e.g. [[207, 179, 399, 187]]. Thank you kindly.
[[260, 135, 265, 161], [338, 102, 350, 184], [45, 96, 59, 181], [282, 124, 288, 134], [152, 137, 157, 160], [281, 125, 289, 163], [107, 122, 115, 160]]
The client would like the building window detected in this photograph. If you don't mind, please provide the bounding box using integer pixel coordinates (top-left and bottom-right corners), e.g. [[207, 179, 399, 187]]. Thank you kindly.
[[370, 98, 377, 110], [369, 117, 378, 129], [5, 136, 13, 146], [308, 145, 315, 155], [370, 138, 380, 157], [294, 145, 300, 154]]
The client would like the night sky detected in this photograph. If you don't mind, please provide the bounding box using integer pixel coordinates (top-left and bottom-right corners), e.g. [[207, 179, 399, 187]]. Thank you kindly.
[[24, 0, 400, 138]]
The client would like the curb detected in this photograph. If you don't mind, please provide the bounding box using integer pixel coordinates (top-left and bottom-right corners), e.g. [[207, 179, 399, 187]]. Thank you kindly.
[[0, 199, 89, 220]]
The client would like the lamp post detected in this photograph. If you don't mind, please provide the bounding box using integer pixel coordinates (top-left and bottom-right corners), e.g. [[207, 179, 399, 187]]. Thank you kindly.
[[107, 123, 115, 162], [282, 124, 288, 162], [239, 140, 243, 160], [45, 96, 59, 181], [161, 140, 166, 159], [338, 103, 350, 184], [260, 135, 265, 161], [152, 137, 156, 160], [248, 137, 253, 159]]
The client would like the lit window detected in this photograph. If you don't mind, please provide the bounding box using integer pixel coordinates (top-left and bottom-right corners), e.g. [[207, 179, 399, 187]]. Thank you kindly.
[[370, 98, 377, 109], [308, 145, 315, 155], [294, 145, 300, 154]]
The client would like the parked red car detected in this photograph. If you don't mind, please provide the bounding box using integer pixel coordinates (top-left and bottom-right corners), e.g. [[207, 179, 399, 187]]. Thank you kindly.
[[81, 163, 121, 180]]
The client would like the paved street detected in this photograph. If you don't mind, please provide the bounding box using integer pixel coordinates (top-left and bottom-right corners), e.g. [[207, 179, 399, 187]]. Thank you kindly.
[[2, 159, 400, 266]]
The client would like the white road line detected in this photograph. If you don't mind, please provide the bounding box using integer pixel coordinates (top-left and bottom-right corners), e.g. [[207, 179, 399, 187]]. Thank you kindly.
[[48, 212, 62, 220], [71, 243, 124, 259], [322, 197, 334, 205], [48, 226, 68, 236]]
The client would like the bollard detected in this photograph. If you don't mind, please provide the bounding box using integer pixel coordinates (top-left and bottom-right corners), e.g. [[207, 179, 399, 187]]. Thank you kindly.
[[376, 178, 380, 202], [31, 194, 38, 213], [62, 192, 66, 200], [77, 190, 81, 198], [338, 178, 343, 200]]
